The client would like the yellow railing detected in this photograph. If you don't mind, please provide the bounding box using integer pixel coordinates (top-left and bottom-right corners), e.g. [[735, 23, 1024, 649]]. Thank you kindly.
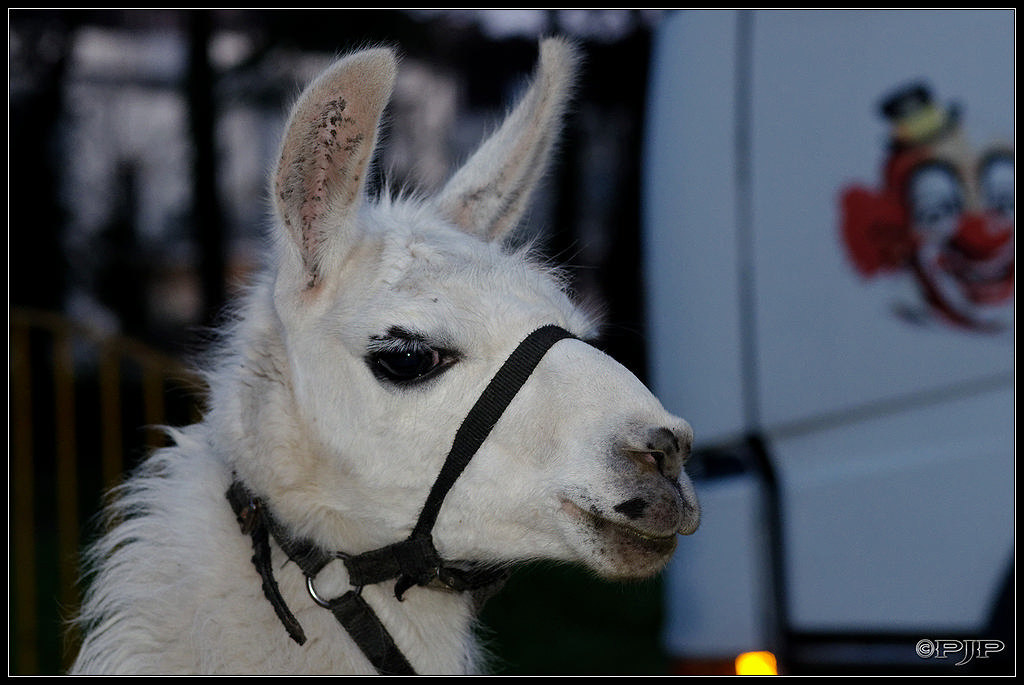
[[9, 308, 204, 674]]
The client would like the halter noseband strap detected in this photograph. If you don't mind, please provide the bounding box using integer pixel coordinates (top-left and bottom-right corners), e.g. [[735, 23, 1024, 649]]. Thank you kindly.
[[227, 325, 577, 675]]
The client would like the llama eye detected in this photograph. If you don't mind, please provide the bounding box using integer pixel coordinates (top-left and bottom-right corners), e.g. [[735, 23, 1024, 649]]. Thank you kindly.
[[366, 333, 454, 385], [374, 346, 440, 382]]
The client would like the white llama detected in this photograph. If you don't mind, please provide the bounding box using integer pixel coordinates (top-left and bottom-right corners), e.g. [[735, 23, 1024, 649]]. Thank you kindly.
[[71, 38, 700, 675]]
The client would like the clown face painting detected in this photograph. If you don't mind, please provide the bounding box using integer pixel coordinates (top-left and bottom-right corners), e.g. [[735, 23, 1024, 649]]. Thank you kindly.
[[840, 82, 1013, 332]]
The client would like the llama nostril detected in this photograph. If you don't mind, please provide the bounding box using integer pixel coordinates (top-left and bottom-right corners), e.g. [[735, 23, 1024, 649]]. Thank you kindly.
[[643, 425, 689, 478], [651, 451, 666, 473], [624, 448, 663, 475]]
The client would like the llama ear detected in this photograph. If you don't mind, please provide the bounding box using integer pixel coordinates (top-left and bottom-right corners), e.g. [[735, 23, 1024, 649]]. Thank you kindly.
[[273, 48, 397, 288], [436, 38, 580, 243]]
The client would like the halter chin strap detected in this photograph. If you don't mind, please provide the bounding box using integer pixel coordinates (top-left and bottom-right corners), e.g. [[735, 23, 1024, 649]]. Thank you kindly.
[[227, 325, 577, 675]]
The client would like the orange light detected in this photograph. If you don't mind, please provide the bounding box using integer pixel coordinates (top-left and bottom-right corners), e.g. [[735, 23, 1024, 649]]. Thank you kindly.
[[735, 651, 778, 675]]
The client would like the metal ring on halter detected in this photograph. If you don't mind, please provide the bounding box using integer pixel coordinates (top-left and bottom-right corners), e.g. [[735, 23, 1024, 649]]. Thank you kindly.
[[306, 574, 361, 608]]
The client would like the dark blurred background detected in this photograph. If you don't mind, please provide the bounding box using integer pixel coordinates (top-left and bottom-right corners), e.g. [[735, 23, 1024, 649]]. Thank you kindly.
[[9, 9, 671, 674]]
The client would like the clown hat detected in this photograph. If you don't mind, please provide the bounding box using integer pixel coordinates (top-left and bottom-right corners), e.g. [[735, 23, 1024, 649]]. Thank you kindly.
[[879, 82, 961, 147]]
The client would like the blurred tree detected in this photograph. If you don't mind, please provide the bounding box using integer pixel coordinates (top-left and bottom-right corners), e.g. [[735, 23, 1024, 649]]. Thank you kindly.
[[9, 11, 73, 312]]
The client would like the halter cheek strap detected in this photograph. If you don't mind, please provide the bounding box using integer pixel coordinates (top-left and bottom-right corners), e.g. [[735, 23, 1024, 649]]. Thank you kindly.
[[227, 325, 577, 675], [390, 323, 577, 596]]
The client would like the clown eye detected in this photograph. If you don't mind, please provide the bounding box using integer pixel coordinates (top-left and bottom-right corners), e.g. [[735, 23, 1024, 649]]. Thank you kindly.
[[979, 152, 1014, 220], [367, 330, 457, 385], [908, 163, 963, 236]]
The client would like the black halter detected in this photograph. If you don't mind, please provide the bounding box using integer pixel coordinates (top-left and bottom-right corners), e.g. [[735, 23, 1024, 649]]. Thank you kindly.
[[227, 325, 577, 675]]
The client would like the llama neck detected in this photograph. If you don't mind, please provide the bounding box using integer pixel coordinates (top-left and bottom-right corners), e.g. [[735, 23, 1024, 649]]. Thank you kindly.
[[225, 443, 488, 674], [272, 528, 485, 673]]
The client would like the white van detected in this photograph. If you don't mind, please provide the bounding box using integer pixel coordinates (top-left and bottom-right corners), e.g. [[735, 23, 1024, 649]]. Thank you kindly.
[[644, 10, 1014, 675]]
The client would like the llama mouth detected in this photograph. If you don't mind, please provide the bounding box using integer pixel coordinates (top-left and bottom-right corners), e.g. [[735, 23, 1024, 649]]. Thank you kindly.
[[560, 499, 678, 558]]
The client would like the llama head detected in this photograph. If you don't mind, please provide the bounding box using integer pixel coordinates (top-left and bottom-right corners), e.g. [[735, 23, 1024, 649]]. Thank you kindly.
[[249, 39, 698, 582]]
